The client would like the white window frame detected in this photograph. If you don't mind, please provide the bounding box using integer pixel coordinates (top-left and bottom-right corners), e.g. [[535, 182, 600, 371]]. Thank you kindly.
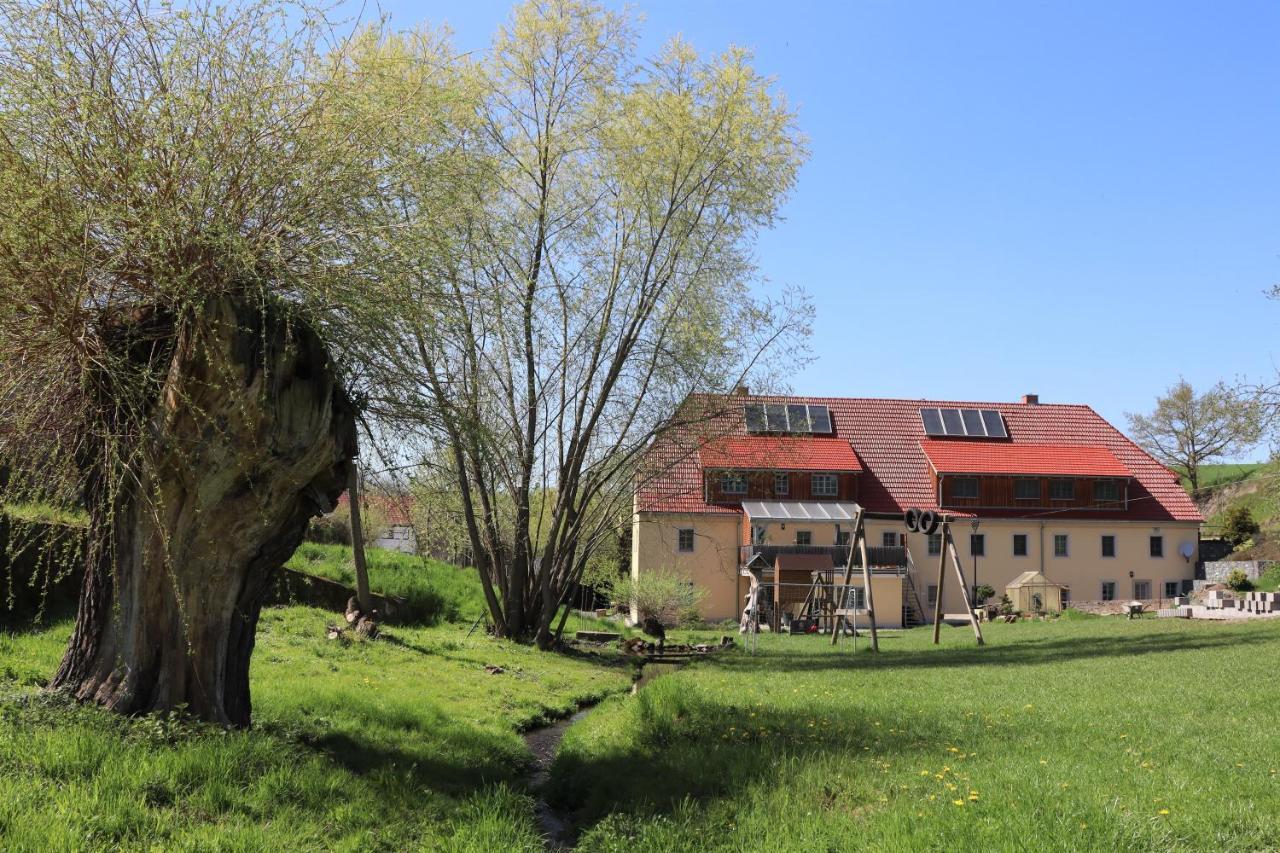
[[773, 473, 789, 495], [1053, 534, 1069, 558], [927, 533, 942, 556], [721, 473, 748, 495], [811, 473, 838, 497], [882, 531, 898, 548], [795, 530, 812, 546], [677, 528, 694, 553], [1133, 579, 1152, 600]]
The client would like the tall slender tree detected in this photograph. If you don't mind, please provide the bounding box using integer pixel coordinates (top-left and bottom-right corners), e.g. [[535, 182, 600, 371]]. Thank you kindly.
[[362, 0, 810, 646]]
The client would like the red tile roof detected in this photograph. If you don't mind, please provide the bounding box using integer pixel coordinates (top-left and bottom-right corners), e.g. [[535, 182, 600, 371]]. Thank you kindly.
[[636, 395, 1201, 522], [336, 492, 414, 526], [919, 440, 1131, 478], [699, 436, 862, 472]]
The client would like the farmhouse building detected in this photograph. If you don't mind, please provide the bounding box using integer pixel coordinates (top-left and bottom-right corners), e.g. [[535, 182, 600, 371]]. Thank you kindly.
[[632, 393, 1202, 627]]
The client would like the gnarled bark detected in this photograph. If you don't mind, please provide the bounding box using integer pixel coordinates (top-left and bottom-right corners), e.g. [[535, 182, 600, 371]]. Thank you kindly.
[[50, 296, 355, 727]]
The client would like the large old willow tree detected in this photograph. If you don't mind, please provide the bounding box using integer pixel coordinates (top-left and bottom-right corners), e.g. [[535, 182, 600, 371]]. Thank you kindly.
[[361, 0, 810, 647], [0, 1, 461, 725]]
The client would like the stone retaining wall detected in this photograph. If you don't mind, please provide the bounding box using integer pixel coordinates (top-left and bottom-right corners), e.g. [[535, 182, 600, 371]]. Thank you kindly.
[[1196, 560, 1277, 590]]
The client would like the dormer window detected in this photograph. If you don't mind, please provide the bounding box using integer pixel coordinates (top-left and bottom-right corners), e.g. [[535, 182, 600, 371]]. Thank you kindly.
[[811, 473, 838, 497], [1050, 479, 1075, 500], [773, 473, 790, 495], [1094, 480, 1119, 501], [952, 477, 979, 499], [721, 473, 747, 495]]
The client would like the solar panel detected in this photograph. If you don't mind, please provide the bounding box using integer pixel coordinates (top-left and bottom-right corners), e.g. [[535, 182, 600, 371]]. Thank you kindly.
[[764, 404, 788, 432], [921, 408, 945, 436], [980, 409, 1007, 438], [744, 404, 766, 432], [787, 404, 811, 433], [940, 408, 964, 436], [808, 405, 832, 433], [961, 409, 986, 436]]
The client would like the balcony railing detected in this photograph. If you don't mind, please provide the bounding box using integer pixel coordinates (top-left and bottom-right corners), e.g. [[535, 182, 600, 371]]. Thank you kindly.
[[740, 544, 908, 571]]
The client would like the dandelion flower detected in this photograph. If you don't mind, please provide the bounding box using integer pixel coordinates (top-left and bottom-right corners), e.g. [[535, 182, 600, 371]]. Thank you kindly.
[[953, 799, 965, 807], [1158, 808, 1170, 816]]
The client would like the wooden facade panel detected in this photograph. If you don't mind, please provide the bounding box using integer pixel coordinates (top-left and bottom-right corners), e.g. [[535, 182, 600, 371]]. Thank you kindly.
[[939, 474, 1127, 511], [704, 470, 858, 504]]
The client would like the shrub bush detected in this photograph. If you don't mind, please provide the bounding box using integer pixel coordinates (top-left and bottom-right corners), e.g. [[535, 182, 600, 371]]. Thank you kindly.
[[1222, 506, 1261, 548], [974, 584, 996, 604], [1226, 567, 1254, 592], [612, 569, 706, 628]]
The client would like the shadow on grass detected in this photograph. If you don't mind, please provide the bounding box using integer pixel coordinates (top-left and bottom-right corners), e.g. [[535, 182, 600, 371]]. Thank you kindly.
[[707, 625, 1262, 675], [547, 686, 949, 826]]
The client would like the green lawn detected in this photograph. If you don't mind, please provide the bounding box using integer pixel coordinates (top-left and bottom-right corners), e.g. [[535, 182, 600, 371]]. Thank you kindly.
[[5, 610, 1280, 851], [0, 606, 632, 850], [551, 618, 1280, 852], [1182, 462, 1264, 492], [286, 542, 488, 624]]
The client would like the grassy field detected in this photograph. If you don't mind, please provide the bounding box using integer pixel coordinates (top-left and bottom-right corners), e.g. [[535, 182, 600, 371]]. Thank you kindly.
[[286, 542, 488, 624], [1181, 462, 1264, 493], [0, 606, 632, 850], [551, 617, 1280, 852]]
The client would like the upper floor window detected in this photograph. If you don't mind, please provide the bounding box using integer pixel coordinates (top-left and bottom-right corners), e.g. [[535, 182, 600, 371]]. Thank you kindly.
[[795, 530, 812, 546], [952, 477, 979, 499], [1012, 534, 1028, 556], [1149, 535, 1164, 558], [1054, 534, 1069, 557], [774, 473, 790, 495], [1101, 535, 1116, 558], [811, 473, 838, 497], [927, 533, 942, 556], [721, 473, 748, 495], [970, 534, 985, 556], [677, 528, 694, 552], [882, 531, 899, 548], [1014, 478, 1041, 500], [1050, 479, 1075, 500], [1094, 480, 1120, 502]]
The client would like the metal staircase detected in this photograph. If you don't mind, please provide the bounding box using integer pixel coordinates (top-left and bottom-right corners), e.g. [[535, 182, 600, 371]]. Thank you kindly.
[[901, 548, 929, 628]]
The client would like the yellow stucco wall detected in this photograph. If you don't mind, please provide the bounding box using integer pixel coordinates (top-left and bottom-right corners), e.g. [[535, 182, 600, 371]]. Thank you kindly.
[[634, 510, 1199, 621]]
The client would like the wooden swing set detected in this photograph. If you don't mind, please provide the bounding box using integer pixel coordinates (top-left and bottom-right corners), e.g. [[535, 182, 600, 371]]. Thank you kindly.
[[741, 506, 984, 652]]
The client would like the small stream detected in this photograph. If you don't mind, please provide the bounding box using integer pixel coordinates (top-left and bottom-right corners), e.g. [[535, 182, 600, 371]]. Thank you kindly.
[[523, 661, 682, 850]]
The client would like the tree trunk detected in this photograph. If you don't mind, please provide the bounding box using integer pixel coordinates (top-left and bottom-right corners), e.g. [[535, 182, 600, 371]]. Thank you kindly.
[[347, 463, 373, 615], [50, 296, 355, 727]]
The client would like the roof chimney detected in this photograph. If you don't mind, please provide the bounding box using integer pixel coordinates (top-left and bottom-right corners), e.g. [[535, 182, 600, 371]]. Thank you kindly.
[[734, 384, 750, 396], [1022, 393, 1039, 405]]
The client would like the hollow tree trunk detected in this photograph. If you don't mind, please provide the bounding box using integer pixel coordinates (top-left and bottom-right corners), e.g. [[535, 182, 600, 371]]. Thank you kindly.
[[50, 296, 355, 727]]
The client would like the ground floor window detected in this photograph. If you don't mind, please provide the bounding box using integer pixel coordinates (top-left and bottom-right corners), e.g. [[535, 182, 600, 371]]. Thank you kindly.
[[1134, 580, 1151, 599], [840, 586, 866, 609], [835, 530, 850, 547], [1164, 581, 1179, 598], [927, 533, 942, 555], [927, 584, 938, 605], [677, 528, 694, 552], [882, 531, 898, 547], [795, 530, 812, 546], [1101, 581, 1116, 601]]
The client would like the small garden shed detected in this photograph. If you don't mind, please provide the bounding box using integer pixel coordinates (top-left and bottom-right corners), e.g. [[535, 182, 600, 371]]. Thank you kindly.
[[1006, 570, 1065, 613]]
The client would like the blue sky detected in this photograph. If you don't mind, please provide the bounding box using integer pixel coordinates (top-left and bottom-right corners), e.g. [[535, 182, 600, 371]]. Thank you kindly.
[[353, 1, 1280, 450]]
